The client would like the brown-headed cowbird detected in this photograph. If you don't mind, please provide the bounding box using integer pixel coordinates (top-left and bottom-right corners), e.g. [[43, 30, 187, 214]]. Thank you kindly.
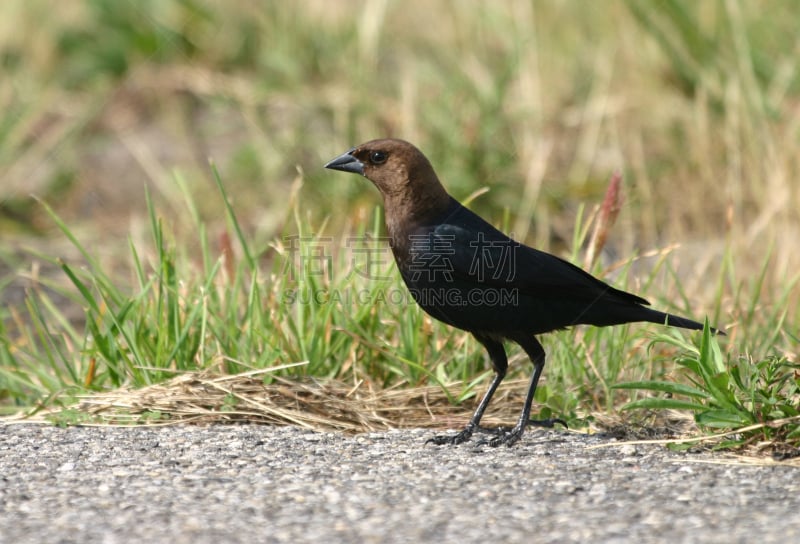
[[325, 138, 722, 447]]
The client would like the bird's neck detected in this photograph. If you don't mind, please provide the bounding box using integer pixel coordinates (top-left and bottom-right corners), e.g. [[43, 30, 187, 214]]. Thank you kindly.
[[384, 182, 449, 225], [384, 191, 455, 261]]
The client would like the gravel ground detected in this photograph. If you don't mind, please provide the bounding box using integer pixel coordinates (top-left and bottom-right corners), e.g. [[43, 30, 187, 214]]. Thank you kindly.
[[1, 423, 797, 544]]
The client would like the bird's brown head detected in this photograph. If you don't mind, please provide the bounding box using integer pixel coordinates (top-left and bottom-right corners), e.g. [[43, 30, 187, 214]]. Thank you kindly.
[[325, 139, 451, 228]]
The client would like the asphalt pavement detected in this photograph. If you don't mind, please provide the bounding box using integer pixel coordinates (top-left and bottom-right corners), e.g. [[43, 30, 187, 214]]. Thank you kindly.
[[1, 423, 797, 543]]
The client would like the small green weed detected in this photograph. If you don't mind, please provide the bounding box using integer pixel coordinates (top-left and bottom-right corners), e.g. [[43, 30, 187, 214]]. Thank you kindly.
[[616, 323, 800, 448]]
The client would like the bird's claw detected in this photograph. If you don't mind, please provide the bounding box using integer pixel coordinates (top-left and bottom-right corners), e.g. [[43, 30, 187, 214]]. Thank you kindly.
[[474, 418, 567, 447], [427, 418, 567, 447], [476, 426, 525, 447], [426, 425, 475, 446]]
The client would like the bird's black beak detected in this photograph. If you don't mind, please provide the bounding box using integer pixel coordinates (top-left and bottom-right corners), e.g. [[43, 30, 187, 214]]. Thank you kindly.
[[324, 148, 365, 175]]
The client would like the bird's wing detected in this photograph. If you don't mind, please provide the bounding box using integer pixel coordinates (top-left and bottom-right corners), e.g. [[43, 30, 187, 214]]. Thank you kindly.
[[427, 219, 650, 307]]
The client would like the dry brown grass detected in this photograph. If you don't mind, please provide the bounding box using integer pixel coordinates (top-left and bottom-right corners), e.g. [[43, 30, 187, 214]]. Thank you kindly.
[[12, 370, 540, 433]]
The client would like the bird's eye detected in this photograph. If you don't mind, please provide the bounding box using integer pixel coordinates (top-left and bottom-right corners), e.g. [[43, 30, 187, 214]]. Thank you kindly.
[[369, 151, 388, 165]]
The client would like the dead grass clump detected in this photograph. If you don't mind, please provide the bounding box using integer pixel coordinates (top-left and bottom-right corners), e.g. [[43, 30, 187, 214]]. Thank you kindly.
[[32, 370, 538, 432]]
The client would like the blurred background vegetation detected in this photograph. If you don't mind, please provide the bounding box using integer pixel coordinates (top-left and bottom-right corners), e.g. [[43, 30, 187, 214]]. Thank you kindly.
[[1, 0, 798, 425]]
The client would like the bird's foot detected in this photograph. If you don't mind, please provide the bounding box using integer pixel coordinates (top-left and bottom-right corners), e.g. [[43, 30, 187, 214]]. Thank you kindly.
[[476, 425, 525, 447], [475, 418, 566, 437], [475, 418, 568, 448], [528, 417, 568, 429], [426, 424, 475, 446], [475, 425, 513, 435]]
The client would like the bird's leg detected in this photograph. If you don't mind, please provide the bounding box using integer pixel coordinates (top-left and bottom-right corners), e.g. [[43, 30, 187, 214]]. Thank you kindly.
[[479, 336, 563, 447], [427, 336, 507, 446]]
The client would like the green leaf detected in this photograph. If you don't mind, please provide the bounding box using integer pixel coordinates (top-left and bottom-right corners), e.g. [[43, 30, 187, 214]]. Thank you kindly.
[[695, 409, 754, 428]]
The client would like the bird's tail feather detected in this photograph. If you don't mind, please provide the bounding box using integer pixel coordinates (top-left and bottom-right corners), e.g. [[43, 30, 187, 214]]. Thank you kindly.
[[643, 308, 725, 336]]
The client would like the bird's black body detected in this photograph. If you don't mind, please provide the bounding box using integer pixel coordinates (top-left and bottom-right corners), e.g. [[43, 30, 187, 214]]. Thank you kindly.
[[325, 138, 721, 447], [395, 196, 704, 335]]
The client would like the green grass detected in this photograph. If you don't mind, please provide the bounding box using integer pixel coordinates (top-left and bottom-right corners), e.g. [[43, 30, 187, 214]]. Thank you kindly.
[[0, 170, 488, 411], [1, 0, 798, 451]]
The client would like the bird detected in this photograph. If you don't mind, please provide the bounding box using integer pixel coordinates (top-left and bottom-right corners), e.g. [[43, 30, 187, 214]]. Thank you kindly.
[[325, 138, 722, 447]]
